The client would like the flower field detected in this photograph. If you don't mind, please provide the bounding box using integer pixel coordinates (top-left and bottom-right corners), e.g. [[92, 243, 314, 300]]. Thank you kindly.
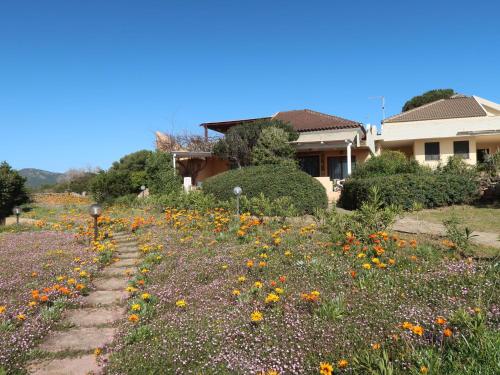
[[0, 231, 95, 372], [1, 198, 499, 374], [103, 208, 500, 374]]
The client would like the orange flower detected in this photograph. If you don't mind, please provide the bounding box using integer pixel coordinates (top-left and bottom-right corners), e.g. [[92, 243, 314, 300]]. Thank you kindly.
[[435, 316, 446, 325], [128, 314, 140, 323], [337, 359, 348, 368], [411, 325, 424, 336], [279, 276, 286, 283], [349, 270, 357, 278], [443, 328, 453, 337]]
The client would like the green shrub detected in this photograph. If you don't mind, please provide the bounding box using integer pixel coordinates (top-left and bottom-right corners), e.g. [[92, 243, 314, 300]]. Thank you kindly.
[[240, 193, 299, 217], [0, 162, 29, 224], [202, 164, 327, 214], [340, 157, 479, 210], [144, 190, 221, 212], [350, 151, 423, 178]]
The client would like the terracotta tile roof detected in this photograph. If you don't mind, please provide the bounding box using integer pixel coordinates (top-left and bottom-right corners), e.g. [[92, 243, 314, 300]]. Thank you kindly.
[[201, 109, 361, 133], [272, 109, 361, 132], [383, 96, 487, 123]]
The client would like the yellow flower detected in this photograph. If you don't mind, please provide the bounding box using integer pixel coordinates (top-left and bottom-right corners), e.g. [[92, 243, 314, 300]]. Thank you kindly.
[[252, 281, 262, 289], [319, 362, 333, 375], [420, 366, 429, 374], [259, 253, 268, 259], [275, 287, 284, 294], [67, 278, 76, 285], [251, 310, 263, 322], [232, 289, 241, 296], [17, 314, 26, 321], [176, 299, 187, 308], [128, 314, 140, 323], [131, 304, 141, 311], [388, 258, 396, 265], [222, 264, 228, 270], [28, 301, 37, 308], [126, 286, 138, 293], [238, 276, 246, 283], [141, 293, 151, 301], [284, 250, 292, 257], [357, 253, 366, 258], [402, 321, 413, 329], [310, 290, 320, 297], [0, 305, 6, 314], [94, 348, 102, 356], [265, 293, 280, 304], [371, 257, 380, 264], [371, 343, 381, 350], [473, 307, 481, 314], [362, 263, 371, 270], [337, 359, 348, 368]]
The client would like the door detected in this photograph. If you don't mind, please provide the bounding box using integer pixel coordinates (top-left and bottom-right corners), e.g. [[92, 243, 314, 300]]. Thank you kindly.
[[298, 155, 320, 177], [327, 156, 356, 180]]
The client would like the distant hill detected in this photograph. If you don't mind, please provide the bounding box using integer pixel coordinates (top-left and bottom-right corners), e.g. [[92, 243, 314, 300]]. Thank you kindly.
[[18, 168, 63, 188]]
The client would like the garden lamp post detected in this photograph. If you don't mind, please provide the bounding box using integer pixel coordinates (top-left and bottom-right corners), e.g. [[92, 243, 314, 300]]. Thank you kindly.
[[13, 206, 21, 224], [233, 186, 242, 216], [89, 204, 102, 241]]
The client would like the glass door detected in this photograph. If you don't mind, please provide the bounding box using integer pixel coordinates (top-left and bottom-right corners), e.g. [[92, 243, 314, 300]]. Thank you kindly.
[[327, 156, 355, 180], [298, 155, 320, 177]]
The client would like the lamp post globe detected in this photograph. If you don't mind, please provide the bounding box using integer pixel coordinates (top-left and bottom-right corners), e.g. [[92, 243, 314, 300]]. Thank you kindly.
[[89, 204, 102, 241], [13, 206, 21, 224], [233, 186, 242, 215], [233, 186, 242, 196]]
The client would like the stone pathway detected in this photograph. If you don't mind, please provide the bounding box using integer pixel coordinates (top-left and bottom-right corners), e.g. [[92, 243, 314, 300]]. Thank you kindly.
[[393, 217, 500, 249], [27, 233, 139, 375]]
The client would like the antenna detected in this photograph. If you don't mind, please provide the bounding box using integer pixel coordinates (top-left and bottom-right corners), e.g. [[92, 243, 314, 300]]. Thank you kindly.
[[369, 96, 385, 122]]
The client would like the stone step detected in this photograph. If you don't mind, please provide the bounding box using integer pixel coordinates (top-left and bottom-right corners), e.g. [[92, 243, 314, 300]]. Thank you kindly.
[[116, 252, 140, 259], [112, 258, 139, 268], [28, 354, 105, 375], [101, 267, 136, 277], [38, 327, 116, 352], [116, 246, 138, 253], [93, 277, 129, 291], [64, 306, 125, 328], [84, 290, 128, 307]]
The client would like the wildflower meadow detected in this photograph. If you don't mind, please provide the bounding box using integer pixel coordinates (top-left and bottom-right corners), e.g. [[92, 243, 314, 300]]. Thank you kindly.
[[0, 196, 498, 374]]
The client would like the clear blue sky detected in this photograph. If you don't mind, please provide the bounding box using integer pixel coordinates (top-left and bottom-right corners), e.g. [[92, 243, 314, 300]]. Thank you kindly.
[[1, 0, 499, 172]]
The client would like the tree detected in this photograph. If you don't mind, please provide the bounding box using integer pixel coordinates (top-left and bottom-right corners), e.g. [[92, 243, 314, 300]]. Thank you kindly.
[[145, 151, 181, 195], [402, 89, 456, 112], [213, 119, 298, 168], [110, 150, 152, 189], [251, 127, 297, 167], [0, 162, 29, 225]]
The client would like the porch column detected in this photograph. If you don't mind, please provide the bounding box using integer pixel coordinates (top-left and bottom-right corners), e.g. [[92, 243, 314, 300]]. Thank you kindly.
[[346, 141, 353, 176], [172, 153, 177, 175]]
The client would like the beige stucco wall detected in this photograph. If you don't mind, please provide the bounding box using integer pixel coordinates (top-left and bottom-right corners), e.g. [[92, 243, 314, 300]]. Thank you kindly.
[[413, 137, 477, 167], [195, 157, 230, 182]]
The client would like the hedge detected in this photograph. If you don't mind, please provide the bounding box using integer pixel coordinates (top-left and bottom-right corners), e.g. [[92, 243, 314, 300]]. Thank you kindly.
[[202, 164, 328, 214], [339, 172, 479, 210]]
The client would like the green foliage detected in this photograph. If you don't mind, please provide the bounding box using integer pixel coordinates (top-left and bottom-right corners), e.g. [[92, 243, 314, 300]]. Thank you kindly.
[[145, 190, 223, 212], [352, 349, 395, 375], [351, 151, 424, 178], [324, 187, 398, 241], [125, 325, 154, 345], [0, 162, 29, 222], [478, 150, 500, 177], [443, 215, 477, 254], [240, 193, 299, 218], [202, 164, 328, 214], [340, 157, 479, 210], [213, 119, 298, 168], [402, 89, 456, 112], [90, 149, 182, 203], [251, 127, 297, 166], [145, 151, 181, 195], [315, 294, 346, 321], [52, 172, 96, 194]]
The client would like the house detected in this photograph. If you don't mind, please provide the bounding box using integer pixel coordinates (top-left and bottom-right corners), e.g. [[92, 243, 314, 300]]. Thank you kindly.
[[377, 95, 500, 166], [199, 109, 376, 201]]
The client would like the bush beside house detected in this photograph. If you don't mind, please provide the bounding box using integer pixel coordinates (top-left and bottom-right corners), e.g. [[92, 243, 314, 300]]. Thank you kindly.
[[339, 152, 480, 210], [203, 164, 328, 214]]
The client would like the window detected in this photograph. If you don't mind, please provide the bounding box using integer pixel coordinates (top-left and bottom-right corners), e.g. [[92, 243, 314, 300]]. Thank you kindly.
[[425, 142, 440, 161], [453, 141, 469, 159], [298, 155, 320, 177]]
